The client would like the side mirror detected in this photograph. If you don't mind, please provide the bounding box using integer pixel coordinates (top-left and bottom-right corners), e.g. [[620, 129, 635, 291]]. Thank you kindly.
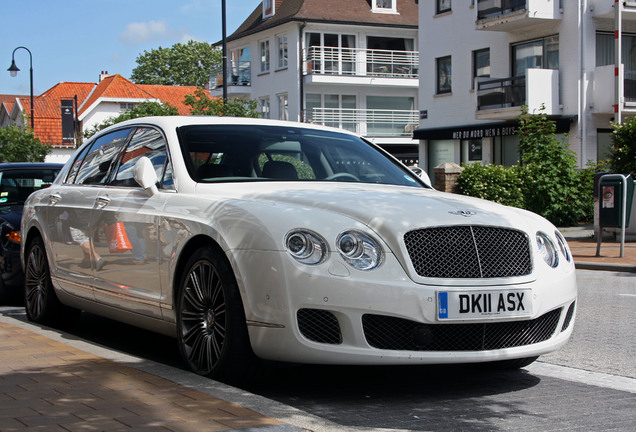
[[409, 166, 432, 188], [133, 157, 159, 196]]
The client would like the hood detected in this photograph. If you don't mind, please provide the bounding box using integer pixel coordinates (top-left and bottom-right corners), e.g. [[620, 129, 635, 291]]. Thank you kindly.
[[0, 204, 23, 229], [197, 181, 550, 243]]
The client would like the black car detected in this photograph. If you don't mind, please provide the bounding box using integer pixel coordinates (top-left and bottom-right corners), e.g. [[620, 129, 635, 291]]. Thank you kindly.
[[0, 163, 63, 302]]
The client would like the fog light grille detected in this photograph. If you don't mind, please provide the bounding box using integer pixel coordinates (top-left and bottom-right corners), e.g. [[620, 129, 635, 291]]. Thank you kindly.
[[404, 226, 532, 278], [561, 301, 576, 332], [297, 309, 342, 344], [362, 308, 562, 351]]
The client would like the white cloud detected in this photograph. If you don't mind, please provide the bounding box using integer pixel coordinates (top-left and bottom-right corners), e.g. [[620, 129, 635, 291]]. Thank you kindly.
[[119, 20, 169, 45]]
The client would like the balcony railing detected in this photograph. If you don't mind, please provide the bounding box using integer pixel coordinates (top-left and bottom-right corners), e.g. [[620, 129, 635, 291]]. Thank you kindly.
[[477, 0, 526, 20], [211, 61, 251, 89], [304, 46, 418, 78], [477, 76, 527, 110], [308, 108, 419, 137]]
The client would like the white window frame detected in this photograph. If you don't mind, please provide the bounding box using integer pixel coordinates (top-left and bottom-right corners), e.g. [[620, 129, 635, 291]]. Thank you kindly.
[[263, 0, 274, 18], [278, 93, 288, 120], [259, 97, 270, 119], [372, 0, 396, 13], [260, 40, 270, 73], [277, 34, 288, 69]]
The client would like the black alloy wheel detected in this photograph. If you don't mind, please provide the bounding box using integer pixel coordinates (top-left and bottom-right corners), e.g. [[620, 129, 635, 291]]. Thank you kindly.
[[24, 236, 79, 326], [176, 247, 254, 382]]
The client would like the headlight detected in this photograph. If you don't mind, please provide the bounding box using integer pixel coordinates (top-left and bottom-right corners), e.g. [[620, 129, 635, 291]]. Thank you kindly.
[[336, 230, 384, 271], [536, 232, 558, 268], [285, 229, 328, 265], [554, 230, 571, 263]]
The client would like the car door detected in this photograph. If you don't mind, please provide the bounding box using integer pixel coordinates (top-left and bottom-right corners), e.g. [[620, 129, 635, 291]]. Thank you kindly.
[[47, 128, 133, 300], [89, 127, 171, 319]]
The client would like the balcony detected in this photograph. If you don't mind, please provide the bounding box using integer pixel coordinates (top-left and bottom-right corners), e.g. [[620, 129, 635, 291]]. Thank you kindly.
[[210, 61, 251, 97], [308, 108, 419, 137], [591, 0, 636, 21], [476, 0, 562, 32], [303, 47, 418, 87], [592, 64, 636, 114], [476, 68, 560, 119]]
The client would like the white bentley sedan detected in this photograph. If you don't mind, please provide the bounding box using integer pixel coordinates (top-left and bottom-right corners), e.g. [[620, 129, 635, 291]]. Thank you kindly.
[[21, 116, 577, 382]]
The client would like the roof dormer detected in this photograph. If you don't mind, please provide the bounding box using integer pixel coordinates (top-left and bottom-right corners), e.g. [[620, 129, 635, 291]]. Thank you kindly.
[[372, 0, 397, 14], [263, 0, 275, 19]]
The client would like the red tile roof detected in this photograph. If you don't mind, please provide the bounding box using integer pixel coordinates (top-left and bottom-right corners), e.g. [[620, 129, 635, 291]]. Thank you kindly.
[[2, 74, 199, 147]]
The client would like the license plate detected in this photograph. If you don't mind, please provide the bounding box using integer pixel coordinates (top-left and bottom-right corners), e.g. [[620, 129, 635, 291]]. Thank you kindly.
[[438, 289, 532, 320]]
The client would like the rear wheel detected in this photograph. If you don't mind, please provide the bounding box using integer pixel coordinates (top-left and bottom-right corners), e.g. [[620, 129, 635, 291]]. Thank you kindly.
[[24, 236, 79, 327], [176, 247, 254, 383]]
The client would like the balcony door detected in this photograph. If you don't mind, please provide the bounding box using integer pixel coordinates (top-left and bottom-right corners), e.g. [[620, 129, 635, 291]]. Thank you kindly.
[[306, 32, 356, 75], [512, 35, 559, 77]]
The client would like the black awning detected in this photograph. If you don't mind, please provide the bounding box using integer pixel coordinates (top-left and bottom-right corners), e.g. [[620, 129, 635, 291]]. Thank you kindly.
[[413, 116, 577, 141]]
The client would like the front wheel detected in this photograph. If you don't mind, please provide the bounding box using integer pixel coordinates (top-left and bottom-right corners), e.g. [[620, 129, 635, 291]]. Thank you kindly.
[[24, 236, 79, 327], [176, 247, 255, 382]]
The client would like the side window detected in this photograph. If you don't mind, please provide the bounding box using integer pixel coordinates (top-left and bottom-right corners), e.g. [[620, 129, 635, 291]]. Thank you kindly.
[[73, 128, 132, 185], [112, 127, 173, 190]]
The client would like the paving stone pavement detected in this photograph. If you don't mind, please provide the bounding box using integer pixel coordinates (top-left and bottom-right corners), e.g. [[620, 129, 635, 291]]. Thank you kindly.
[[0, 320, 306, 432]]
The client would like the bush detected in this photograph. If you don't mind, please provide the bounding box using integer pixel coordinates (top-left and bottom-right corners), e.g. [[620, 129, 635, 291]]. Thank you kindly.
[[457, 163, 525, 208], [609, 116, 636, 176]]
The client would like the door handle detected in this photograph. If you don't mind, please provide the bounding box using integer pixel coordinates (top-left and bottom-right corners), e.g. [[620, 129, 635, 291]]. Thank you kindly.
[[95, 195, 111, 208], [49, 193, 61, 205]]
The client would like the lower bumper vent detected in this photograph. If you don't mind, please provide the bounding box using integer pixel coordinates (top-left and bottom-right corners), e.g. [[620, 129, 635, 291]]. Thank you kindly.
[[297, 308, 342, 344], [362, 308, 562, 351]]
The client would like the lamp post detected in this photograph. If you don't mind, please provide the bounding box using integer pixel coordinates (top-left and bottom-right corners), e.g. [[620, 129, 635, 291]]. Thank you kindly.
[[7, 46, 34, 130]]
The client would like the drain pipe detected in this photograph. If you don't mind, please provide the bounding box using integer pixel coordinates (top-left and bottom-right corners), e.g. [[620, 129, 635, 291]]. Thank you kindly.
[[299, 21, 307, 122]]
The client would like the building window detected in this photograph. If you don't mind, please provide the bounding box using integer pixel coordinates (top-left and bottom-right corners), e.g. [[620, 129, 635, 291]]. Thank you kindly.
[[278, 93, 288, 120], [259, 97, 270, 119], [260, 40, 270, 73], [512, 35, 559, 77], [373, 0, 396, 13], [437, 0, 451, 14], [436, 56, 452, 94], [263, 0, 274, 18], [472, 48, 490, 88], [277, 34, 288, 68], [230, 47, 251, 86], [119, 103, 136, 111]]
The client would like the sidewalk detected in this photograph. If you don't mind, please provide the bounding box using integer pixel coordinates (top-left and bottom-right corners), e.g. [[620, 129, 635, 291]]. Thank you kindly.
[[560, 224, 636, 272], [0, 314, 323, 432]]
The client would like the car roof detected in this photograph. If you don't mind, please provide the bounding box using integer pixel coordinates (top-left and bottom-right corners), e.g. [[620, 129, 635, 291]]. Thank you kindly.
[[0, 162, 64, 170], [97, 115, 360, 137]]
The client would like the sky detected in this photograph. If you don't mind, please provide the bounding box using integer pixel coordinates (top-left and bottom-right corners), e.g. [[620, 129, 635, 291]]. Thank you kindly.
[[1, 0, 262, 96]]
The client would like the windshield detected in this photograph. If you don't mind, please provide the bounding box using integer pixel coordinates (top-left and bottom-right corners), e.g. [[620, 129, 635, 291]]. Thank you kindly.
[[177, 125, 424, 188], [0, 168, 60, 205]]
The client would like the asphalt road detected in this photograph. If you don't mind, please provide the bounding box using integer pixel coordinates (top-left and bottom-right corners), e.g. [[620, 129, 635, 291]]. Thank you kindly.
[[2, 269, 635, 431]]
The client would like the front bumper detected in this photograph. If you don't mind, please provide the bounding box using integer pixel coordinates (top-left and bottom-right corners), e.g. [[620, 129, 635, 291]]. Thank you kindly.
[[231, 250, 577, 365]]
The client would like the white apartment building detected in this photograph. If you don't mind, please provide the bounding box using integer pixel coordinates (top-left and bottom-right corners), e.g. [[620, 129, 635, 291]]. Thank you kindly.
[[415, 0, 636, 175], [211, 0, 420, 164]]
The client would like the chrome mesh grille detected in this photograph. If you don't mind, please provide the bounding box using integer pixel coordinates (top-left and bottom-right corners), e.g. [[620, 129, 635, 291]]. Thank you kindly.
[[297, 309, 342, 344], [362, 308, 562, 351], [404, 226, 532, 278]]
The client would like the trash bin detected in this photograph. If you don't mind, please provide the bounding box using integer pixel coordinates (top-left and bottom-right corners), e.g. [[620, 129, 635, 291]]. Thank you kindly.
[[599, 174, 634, 228]]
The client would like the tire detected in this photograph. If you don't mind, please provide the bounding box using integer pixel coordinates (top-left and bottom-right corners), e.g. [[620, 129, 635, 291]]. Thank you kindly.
[[176, 247, 255, 383], [24, 236, 80, 327]]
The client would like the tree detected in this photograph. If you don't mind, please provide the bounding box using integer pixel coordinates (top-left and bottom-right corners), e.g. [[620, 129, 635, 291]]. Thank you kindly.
[[0, 125, 50, 162], [609, 116, 636, 176], [130, 41, 222, 87], [517, 105, 586, 226], [83, 101, 179, 139], [184, 88, 259, 117]]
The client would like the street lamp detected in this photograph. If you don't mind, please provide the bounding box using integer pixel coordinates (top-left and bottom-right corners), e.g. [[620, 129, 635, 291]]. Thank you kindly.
[[7, 46, 34, 130]]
